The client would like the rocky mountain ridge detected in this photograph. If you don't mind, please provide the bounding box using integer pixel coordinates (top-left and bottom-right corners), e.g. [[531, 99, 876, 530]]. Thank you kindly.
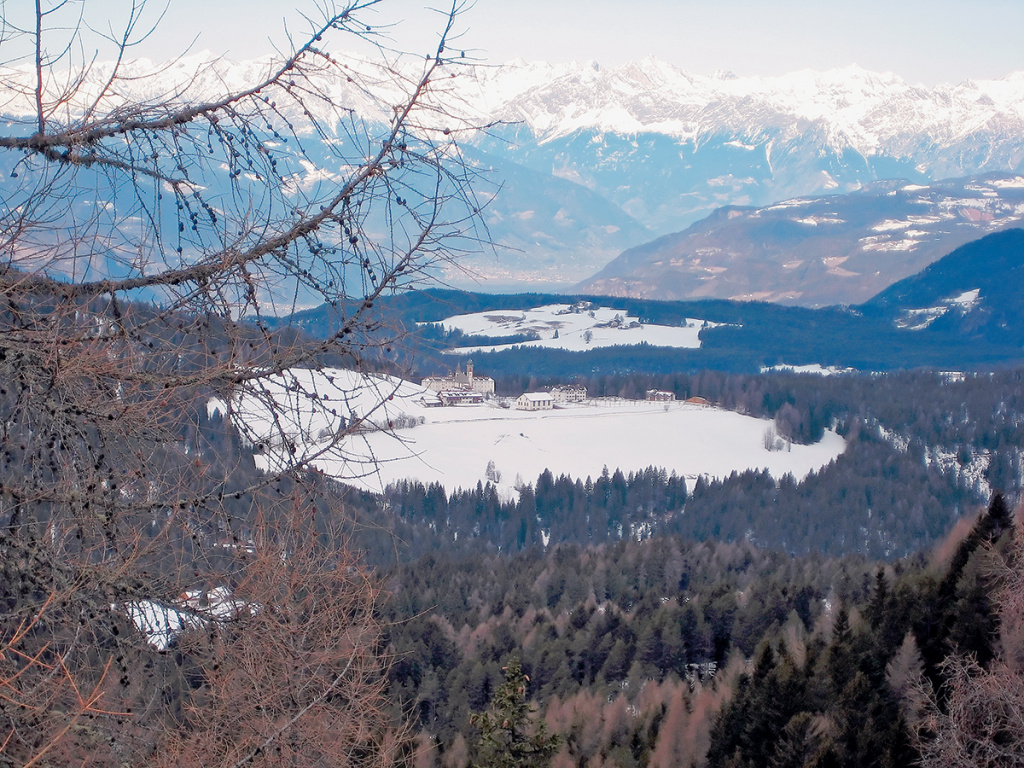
[[575, 174, 1024, 307], [4, 53, 1024, 292], [463, 59, 1024, 237]]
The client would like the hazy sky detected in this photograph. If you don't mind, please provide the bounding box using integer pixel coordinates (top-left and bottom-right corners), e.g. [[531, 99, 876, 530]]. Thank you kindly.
[[132, 0, 1022, 86]]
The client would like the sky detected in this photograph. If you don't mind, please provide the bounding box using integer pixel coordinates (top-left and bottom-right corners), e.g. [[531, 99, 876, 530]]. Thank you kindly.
[[127, 0, 1024, 86]]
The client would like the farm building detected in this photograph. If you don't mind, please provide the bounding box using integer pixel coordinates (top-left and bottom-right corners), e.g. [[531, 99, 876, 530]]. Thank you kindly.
[[516, 392, 553, 411], [646, 390, 675, 402], [439, 390, 484, 406], [550, 384, 587, 403]]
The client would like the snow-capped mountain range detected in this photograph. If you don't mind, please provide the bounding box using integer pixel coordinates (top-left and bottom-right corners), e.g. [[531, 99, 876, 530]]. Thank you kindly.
[[466, 58, 1024, 158], [13, 52, 1021, 165], [455, 59, 1024, 287], [5, 52, 1024, 294]]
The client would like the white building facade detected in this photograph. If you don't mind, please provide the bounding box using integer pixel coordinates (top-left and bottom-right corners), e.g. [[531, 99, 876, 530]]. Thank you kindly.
[[516, 392, 553, 410], [422, 360, 495, 395], [550, 384, 587, 403]]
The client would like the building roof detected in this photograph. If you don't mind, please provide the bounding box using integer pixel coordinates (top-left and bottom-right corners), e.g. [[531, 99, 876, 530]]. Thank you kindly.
[[520, 392, 553, 402], [423, 373, 494, 382]]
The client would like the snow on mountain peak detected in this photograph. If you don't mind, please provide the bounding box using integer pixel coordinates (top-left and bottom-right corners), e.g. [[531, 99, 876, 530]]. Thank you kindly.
[[461, 58, 1024, 154], [7, 49, 1022, 156]]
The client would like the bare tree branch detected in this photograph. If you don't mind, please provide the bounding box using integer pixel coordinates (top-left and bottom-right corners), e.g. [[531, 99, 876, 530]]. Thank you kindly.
[[0, 1, 487, 766]]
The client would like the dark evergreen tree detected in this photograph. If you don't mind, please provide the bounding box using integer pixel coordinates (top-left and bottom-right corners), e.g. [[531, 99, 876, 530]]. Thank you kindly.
[[470, 658, 560, 768]]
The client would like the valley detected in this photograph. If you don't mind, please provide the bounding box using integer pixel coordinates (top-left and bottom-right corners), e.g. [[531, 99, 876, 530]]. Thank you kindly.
[[229, 368, 844, 496], [4, 7, 1024, 767]]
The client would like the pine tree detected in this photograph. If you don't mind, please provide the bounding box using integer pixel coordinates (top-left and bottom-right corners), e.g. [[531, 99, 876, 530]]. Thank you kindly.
[[470, 658, 560, 768]]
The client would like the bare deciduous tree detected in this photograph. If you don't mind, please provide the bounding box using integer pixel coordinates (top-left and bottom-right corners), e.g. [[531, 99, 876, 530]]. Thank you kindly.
[[0, 1, 485, 765], [910, 518, 1024, 767]]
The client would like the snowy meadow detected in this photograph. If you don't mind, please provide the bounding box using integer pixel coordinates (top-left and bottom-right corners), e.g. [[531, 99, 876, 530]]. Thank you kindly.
[[228, 369, 846, 497]]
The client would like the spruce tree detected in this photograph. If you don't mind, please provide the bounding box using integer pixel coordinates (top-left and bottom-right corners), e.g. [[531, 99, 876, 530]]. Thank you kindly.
[[470, 658, 560, 768]]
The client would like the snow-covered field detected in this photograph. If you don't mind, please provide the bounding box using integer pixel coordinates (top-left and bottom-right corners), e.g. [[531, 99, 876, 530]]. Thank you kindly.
[[760, 363, 856, 376], [429, 303, 711, 353], [231, 369, 846, 496]]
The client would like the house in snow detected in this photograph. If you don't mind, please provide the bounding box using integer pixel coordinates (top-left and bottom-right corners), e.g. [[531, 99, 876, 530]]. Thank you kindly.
[[439, 390, 484, 406], [516, 392, 553, 411], [550, 384, 587, 403], [422, 359, 494, 395], [646, 390, 675, 401]]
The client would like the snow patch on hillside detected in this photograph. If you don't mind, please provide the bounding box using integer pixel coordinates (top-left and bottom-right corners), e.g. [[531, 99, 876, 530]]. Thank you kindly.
[[949, 288, 981, 309], [121, 587, 248, 650], [926, 446, 992, 499], [433, 303, 711, 353], [895, 288, 982, 329], [760, 363, 855, 376], [897, 306, 947, 329], [989, 176, 1024, 188], [794, 216, 844, 226]]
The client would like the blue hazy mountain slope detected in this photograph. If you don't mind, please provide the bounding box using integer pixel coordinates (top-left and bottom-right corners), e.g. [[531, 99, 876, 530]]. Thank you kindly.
[[576, 175, 1024, 307], [861, 228, 1024, 345]]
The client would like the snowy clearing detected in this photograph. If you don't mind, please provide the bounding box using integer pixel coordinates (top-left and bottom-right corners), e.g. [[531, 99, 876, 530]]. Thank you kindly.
[[948, 288, 981, 308], [428, 303, 711, 354], [121, 587, 248, 650], [760, 363, 855, 376], [231, 369, 847, 496], [895, 288, 982, 330], [896, 306, 948, 330]]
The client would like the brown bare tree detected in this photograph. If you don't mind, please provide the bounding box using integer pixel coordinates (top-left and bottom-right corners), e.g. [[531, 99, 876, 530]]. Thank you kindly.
[[911, 518, 1024, 767], [0, 1, 485, 765]]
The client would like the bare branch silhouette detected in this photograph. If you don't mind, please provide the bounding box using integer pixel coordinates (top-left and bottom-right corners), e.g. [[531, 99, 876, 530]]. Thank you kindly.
[[0, 1, 486, 765]]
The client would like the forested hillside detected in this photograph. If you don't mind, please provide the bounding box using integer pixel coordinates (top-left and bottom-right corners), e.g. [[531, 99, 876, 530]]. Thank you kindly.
[[379, 496, 1019, 768], [5, 2, 1024, 767], [278, 228, 1024, 374]]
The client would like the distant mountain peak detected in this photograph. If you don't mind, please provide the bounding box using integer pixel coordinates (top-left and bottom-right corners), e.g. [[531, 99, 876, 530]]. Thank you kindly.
[[10, 52, 1023, 291], [575, 175, 1024, 307]]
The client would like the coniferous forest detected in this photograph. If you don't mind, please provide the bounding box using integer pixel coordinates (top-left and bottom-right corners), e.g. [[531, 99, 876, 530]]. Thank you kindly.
[[319, 368, 1024, 767], [376, 492, 1021, 768], [4, 2, 1024, 767], [114, 359, 1024, 766]]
